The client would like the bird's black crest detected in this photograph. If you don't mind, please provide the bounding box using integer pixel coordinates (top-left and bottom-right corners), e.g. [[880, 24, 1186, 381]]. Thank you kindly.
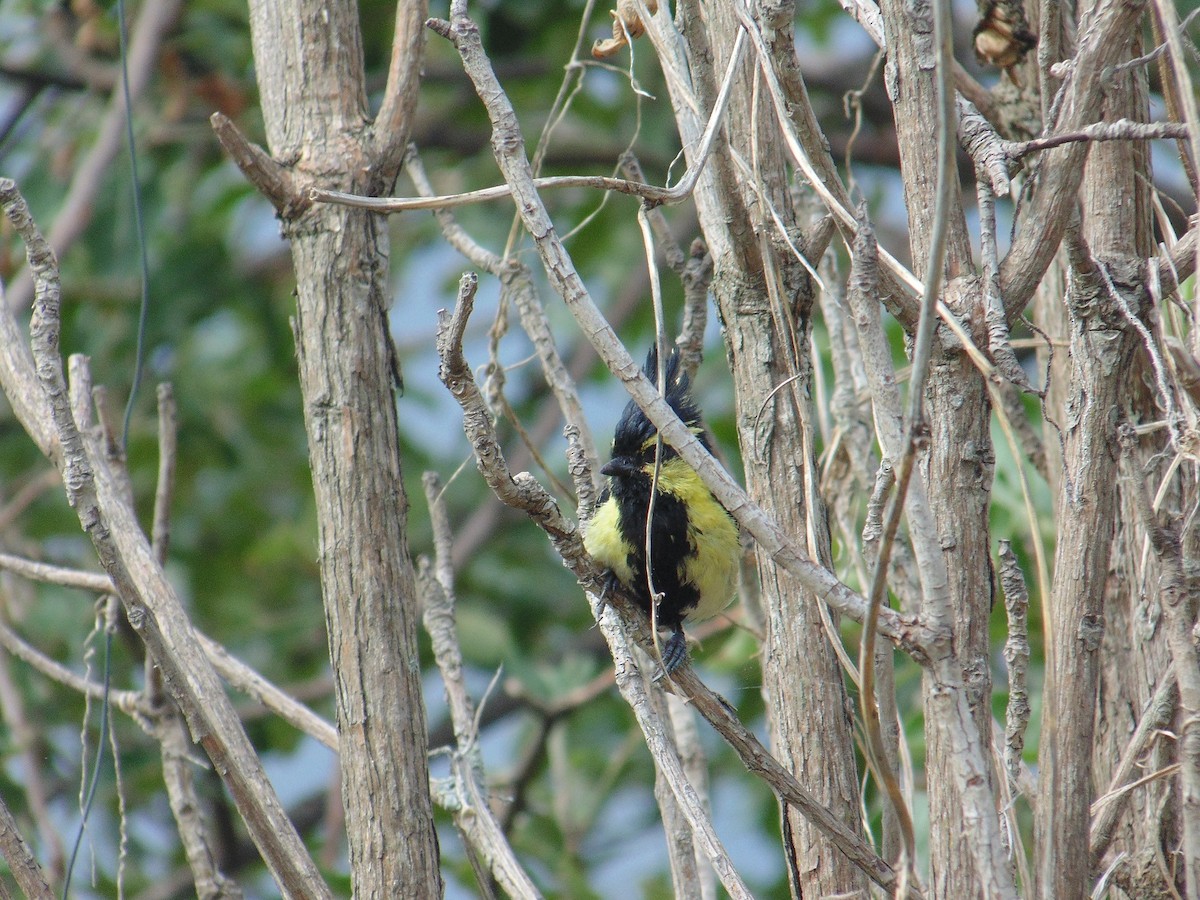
[[610, 346, 707, 460]]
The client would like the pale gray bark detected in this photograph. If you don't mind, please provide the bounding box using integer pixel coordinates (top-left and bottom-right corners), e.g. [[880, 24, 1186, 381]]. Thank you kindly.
[[663, 5, 868, 894], [878, 0, 996, 888], [0, 180, 329, 898], [1035, 259, 1138, 898], [0, 793, 52, 900], [239, 1, 443, 896]]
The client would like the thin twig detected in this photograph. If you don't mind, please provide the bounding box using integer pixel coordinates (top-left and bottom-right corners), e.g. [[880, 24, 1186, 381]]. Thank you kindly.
[[0, 617, 144, 713], [428, 6, 934, 663], [434, 272, 913, 896], [998, 541, 1031, 791], [1117, 424, 1200, 894], [420, 471, 542, 900], [0, 552, 112, 592], [143, 382, 243, 898], [406, 144, 601, 493], [151, 383, 176, 565], [978, 176, 1032, 390], [323, 26, 746, 215], [0, 793, 52, 900], [1006, 118, 1191, 158]]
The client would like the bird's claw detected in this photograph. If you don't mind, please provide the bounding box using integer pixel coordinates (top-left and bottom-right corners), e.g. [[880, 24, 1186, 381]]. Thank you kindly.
[[595, 570, 621, 615], [655, 626, 689, 680]]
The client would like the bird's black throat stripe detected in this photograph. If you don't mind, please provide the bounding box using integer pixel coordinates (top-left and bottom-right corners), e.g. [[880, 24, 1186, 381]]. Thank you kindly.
[[608, 475, 699, 628]]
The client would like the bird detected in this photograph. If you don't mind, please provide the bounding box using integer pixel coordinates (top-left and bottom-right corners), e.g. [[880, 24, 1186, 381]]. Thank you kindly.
[[583, 345, 740, 673]]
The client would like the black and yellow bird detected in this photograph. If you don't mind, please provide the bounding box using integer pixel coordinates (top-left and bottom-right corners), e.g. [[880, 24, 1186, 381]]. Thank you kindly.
[[584, 346, 740, 673]]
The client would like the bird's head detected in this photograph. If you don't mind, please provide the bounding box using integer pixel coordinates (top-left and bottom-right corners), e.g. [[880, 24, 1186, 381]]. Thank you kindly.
[[601, 345, 709, 482]]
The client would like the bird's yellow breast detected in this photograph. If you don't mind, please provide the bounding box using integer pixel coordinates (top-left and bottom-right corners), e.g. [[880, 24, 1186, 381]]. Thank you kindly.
[[583, 495, 635, 584], [656, 459, 739, 621], [583, 458, 739, 623]]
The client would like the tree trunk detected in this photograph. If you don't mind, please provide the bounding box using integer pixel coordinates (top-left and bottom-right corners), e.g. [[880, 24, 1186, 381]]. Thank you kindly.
[[922, 336, 997, 899], [667, 4, 868, 894], [1066, 20, 1174, 897], [244, 1, 442, 896], [877, 0, 995, 887]]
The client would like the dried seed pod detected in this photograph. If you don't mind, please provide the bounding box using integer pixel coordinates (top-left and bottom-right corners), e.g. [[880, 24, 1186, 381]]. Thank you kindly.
[[973, 0, 1037, 70], [592, 0, 660, 59]]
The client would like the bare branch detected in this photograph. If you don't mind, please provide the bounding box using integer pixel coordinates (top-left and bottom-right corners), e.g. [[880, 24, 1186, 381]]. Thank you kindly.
[[370, 0, 429, 188], [0, 552, 112, 592], [407, 145, 601, 495], [1007, 118, 1191, 158], [210, 113, 307, 217], [434, 273, 913, 896], [0, 793, 52, 900], [146, 387, 245, 899], [420, 472, 542, 900], [0, 617, 143, 713], [428, 7, 934, 663], [666, 693, 716, 900], [998, 541, 1031, 791], [979, 176, 1032, 390], [0, 178, 329, 897]]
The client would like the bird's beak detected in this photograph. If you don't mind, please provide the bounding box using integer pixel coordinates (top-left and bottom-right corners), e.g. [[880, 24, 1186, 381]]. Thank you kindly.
[[601, 458, 640, 478]]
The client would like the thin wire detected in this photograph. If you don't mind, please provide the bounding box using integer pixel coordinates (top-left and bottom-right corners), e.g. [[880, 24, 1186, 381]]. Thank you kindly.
[[62, 628, 114, 899], [65, 0, 152, 889], [117, 0, 153, 450]]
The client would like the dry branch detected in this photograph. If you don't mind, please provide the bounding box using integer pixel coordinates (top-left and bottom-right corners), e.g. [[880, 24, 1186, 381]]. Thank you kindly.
[[145, 384, 243, 899], [0, 794, 52, 900], [427, 5, 933, 663], [420, 472, 542, 900], [0, 178, 329, 898], [433, 272, 913, 896], [1118, 424, 1200, 895]]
